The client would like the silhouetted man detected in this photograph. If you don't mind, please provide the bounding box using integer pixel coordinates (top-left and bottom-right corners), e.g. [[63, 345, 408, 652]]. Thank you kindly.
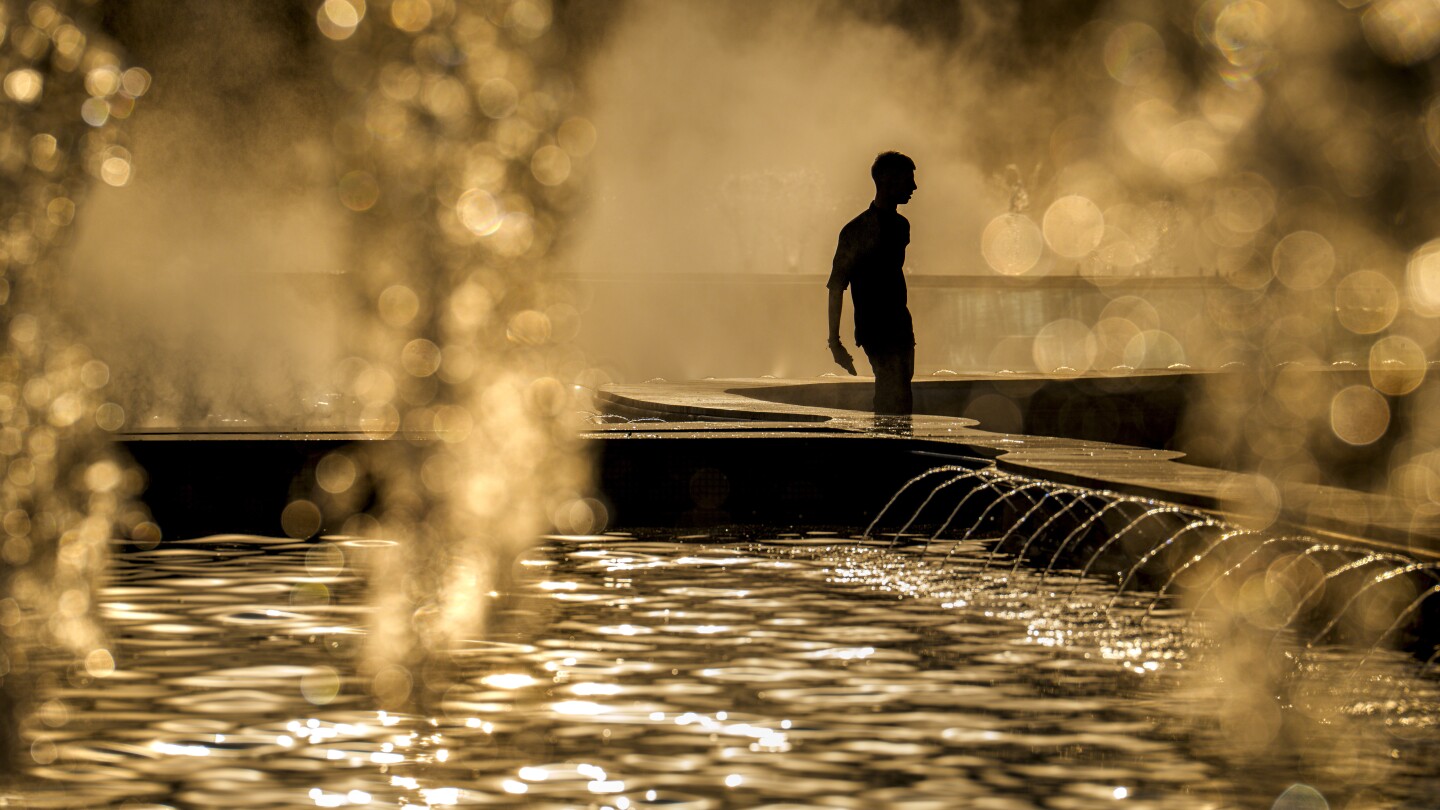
[[826, 151, 917, 415]]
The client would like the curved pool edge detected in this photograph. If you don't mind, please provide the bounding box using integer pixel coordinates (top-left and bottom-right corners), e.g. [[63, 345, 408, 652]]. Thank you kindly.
[[595, 377, 1440, 560]]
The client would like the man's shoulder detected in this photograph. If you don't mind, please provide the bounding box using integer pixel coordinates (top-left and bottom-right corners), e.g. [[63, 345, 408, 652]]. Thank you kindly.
[[840, 207, 879, 236]]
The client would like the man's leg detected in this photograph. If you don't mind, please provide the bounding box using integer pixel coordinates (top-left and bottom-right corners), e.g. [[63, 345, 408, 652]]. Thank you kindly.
[[897, 344, 914, 415], [865, 346, 913, 415]]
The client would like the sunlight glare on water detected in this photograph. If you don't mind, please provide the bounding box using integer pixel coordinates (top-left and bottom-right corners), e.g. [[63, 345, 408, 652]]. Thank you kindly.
[[6, 532, 1438, 808]]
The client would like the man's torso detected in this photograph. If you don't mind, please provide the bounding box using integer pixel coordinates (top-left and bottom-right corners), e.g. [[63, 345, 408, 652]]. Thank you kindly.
[[827, 204, 914, 350]]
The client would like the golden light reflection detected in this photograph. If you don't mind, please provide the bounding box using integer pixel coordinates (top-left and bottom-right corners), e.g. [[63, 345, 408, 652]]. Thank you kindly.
[[1331, 384, 1390, 445], [557, 116, 597, 156], [317, 451, 358, 494], [296, 0, 594, 722], [1209, 0, 1278, 71], [400, 338, 442, 377], [1042, 195, 1105, 259], [1362, 0, 1440, 64], [4, 68, 43, 103], [120, 66, 150, 96], [338, 170, 380, 211], [456, 188, 502, 235], [530, 143, 571, 186], [1405, 238, 1440, 315], [1272, 230, 1335, 290], [81, 647, 114, 677], [505, 0, 553, 41], [1032, 318, 1096, 374], [79, 95, 108, 126], [1335, 269, 1400, 334], [1368, 335, 1426, 395], [317, 0, 365, 41], [281, 499, 324, 539], [98, 148, 131, 186], [476, 77, 518, 119], [1162, 145, 1219, 184], [981, 213, 1043, 275], [1201, 77, 1265, 134], [377, 284, 420, 327], [1104, 22, 1167, 86], [0, 12, 170, 795]]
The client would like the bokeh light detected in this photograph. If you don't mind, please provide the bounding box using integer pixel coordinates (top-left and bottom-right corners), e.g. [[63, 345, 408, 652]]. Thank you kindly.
[[4, 68, 42, 103], [1033, 318, 1097, 373], [982, 213, 1044, 275], [1272, 231, 1335, 291], [1331, 385, 1390, 445], [1335, 270, 1399, 334], [1362, 0, 1440, 64], [317, 0, 365, 41], [1405, 238, 1440, 316], [1369, 335, 1426, 395], [1042, 195, 1105, 259], [0, 0, 156, 771], [1104, 22, 1167, 86]]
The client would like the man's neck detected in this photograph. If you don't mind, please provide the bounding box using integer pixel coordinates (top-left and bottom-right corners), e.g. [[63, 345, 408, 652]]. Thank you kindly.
[[872, 198, 899, 213]]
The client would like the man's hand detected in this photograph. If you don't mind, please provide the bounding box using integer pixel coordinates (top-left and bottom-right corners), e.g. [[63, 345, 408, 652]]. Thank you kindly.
[[829, 340, 857, 375]]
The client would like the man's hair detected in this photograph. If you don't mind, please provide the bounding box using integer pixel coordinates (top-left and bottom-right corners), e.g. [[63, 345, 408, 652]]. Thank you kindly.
[[871, 151, 915, 182]]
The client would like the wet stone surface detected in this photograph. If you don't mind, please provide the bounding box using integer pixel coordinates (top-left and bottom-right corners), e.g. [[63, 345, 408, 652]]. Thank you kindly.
[[5, 531, 1440, 808]]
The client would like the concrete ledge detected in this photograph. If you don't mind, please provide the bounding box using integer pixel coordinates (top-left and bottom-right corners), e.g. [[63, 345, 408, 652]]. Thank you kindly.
[[594, 376, 1440, 559]]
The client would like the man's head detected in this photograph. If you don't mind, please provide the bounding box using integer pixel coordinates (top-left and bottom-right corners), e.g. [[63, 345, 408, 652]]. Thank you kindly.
[[871, 151, 916, 206]]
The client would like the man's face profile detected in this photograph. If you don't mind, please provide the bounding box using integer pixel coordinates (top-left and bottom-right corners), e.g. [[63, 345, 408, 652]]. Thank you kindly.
[[877, 168, 917, 206]]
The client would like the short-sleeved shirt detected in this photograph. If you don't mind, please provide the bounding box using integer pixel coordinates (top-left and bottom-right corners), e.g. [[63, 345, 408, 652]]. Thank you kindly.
[[826, 203, 914, 350]]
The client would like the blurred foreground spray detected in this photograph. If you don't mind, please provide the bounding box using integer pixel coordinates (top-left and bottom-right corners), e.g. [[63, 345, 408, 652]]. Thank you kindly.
[[0, 0, 598, 769], [295, 0, 593, 710], [0, 0, 152, 772]]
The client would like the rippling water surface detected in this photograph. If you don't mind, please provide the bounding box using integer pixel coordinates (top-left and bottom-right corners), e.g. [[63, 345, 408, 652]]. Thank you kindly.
[[6, 531, 1440, 809]]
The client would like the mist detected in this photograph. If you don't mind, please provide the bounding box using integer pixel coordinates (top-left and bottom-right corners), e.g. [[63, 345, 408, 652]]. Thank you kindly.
[[64, 2, 360, 427], [559, 0, 1440, 384], [568, 1, 996, 279], [561, 0, 1131, 380]]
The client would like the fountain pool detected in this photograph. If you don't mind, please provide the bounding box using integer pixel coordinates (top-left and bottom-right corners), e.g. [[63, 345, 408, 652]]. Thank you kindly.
[[4, 523, 1440, 809]]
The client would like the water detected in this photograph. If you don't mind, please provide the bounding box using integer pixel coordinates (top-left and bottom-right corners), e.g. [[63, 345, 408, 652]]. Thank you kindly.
[[5, 531, 1440, 809]]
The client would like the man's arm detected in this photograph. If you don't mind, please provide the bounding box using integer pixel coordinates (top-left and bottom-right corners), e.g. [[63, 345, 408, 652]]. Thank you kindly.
[[827, 287, 857, 375]]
